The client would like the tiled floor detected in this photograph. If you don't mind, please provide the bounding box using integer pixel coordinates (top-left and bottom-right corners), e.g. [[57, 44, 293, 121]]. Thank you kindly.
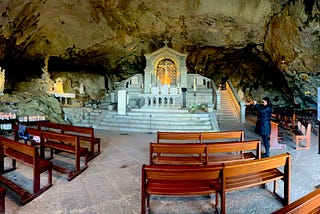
[[3, 115, 320, 214]]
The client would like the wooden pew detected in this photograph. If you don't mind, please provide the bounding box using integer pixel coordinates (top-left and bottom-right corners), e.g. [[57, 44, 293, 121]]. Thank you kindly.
[[206, 140, 261, 164], [270, 121, 286, 150], [37, 121, 100, 160], [156, 130, 244, 144], [141, 164, 223, 214], [0, 136, 52, 204], [61, 124, 101, 160], [157, 131, 201, 143], [41, 131, 89, 181], [272, 188, 320, 214], [37, 121, 62, 133], [150, 140, 261, 166], [220, 153, 290, 214], [201, 130, 244, 143], [150, 143, 206, 165], [0, 187, 5, 214], [291, 120, 311, 150]]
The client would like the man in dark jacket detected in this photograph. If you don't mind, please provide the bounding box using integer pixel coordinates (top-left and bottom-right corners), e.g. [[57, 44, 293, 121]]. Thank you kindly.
[[254, 97, 272, 158]]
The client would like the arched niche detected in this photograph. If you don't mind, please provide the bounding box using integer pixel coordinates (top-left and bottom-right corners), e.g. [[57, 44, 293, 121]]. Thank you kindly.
[[143, 42, 188, 93]]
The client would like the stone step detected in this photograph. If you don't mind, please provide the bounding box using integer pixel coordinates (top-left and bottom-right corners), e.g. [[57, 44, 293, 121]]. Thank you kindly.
[[100, 119, 211, 126], [89, 109, 216, 132], [92, 124, 213, 133], [99, 121, 212, 129]]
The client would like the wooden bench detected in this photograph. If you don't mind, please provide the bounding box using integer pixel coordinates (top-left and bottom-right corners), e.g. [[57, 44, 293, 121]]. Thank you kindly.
[[272, 188, 320, 214], [200, 130, 244, 143], [141, 164, 223, 214], [156, 130, 244, 144], [0, 136, 52, 204], [37, 121, 100, 160], [0, 187, 5, 214], [41, 131, 89, 181], [206, 140, 261, 165], [220, 153, 290, 214], [150, 143, 206, 165], [291, 120, 311, 150], [270, 120, 286, 150], [61, 124, 101, 160], [37, 121, 62, 133], [157, 131, 201, 143], [150, 140, 261, 166]]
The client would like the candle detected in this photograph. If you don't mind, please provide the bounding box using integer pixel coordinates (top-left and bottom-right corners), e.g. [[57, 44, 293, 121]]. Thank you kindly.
[[193, 78, 196, 92]]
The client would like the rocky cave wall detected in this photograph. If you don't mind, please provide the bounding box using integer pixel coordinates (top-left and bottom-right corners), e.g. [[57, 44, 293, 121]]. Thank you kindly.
[[0, 0, 318, 120]]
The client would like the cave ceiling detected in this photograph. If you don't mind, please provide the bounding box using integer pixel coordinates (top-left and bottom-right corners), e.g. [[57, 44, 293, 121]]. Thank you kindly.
[[0, 0, 319, 108]]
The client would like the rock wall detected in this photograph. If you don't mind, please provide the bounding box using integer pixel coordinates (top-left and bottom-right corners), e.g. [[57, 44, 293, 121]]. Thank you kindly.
[[264, 0, 320, 107], [0, 0, 319, 108]]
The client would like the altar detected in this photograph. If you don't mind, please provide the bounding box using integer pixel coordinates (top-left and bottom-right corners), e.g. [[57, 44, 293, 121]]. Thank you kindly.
[[116, 41, 215, 111]]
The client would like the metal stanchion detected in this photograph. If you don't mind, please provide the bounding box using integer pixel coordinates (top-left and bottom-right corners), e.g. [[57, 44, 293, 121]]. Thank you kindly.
[[148, 114, 152, 134]]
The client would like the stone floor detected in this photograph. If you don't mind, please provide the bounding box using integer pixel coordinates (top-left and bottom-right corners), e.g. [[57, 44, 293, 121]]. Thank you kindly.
[[3, 115, 320, 214]]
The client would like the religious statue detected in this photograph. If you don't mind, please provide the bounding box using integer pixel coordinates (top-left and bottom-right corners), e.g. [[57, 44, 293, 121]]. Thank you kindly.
[[40, 56, 54, 93], [53, 77, 64, 93], [79, 82, 85, 95], [0, 67, 5, 95]]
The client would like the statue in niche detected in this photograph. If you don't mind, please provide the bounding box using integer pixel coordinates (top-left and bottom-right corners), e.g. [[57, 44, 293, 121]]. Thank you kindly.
[[53, 77, 64, 93], [0, 67, 5, 95]]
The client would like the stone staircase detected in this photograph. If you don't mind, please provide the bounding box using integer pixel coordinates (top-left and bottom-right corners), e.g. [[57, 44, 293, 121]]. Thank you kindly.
[[65, 89, 240, 132], [70, 108, 218, 133], [217, 90, 240, 122]]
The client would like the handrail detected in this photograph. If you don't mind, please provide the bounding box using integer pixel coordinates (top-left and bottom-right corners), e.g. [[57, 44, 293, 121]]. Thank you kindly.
[[226, 80, 246, 123], [211, 80, 220, 110]]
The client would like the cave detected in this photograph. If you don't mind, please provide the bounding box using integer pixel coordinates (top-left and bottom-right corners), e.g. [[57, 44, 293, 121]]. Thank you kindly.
[[0, 1, 317, 113], [0, 0, 319, 213]]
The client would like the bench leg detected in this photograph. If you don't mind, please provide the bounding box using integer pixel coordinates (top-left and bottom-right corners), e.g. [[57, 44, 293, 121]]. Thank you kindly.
[[33, 171, 40, 194], [296, 136, 310, 150], [0, 187, 5, 214], [48, 163, 52, 185], [273, 180, 278, 194], [141, 192, 146, 214], [146, 194, 150, 213]]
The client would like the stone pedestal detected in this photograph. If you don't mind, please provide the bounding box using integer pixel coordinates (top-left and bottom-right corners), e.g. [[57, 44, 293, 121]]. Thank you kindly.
[[117, 90, 127, 115]]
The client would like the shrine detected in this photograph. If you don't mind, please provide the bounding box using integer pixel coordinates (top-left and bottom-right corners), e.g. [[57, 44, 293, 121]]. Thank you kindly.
[[117, 41, 215, 111]]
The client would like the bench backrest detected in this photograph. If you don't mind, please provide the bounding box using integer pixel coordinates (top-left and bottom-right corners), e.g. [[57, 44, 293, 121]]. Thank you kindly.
[[222, 153, 290, 177], [206, 140, 260, 153], [201, 130, 244, 142], [142, 164, 222, 181], [272, 188, 320, 214], [37, 121, 62, 133], [42, 131, 79, 148], [150, 142, 206, 165], [61, 124, 94, 139], [157, 131, 202, 143], [0, 136, 38, 165]]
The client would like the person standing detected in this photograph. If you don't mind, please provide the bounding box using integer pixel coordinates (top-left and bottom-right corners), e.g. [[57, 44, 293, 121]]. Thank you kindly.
[[253, 97, 272, 158]]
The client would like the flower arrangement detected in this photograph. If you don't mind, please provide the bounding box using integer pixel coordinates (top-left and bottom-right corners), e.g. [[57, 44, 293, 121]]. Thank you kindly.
[[188, 103, 208, 113], [188, 103, 199, 113]]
